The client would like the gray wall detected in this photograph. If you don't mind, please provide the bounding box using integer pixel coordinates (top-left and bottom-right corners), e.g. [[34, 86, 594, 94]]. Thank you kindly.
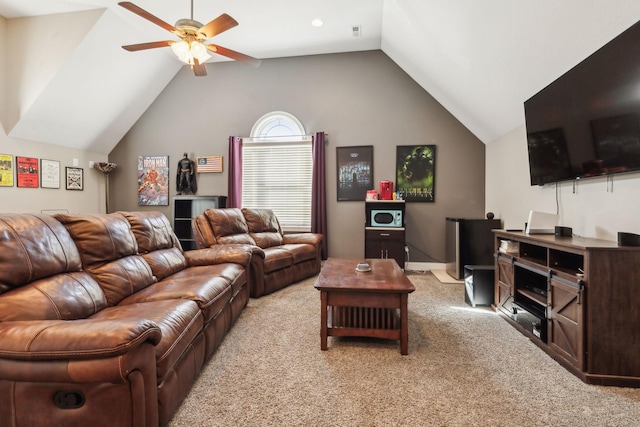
[[109, 50, 486, 263]]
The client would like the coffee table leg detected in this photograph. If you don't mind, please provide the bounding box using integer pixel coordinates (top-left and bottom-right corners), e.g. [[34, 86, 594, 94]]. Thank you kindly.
[[400, 293, 408, 355], [320, 291, 328, 350]]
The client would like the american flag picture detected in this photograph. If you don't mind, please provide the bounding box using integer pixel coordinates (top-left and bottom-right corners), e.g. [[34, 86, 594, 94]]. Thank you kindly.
[[196, 156, 223, 173]]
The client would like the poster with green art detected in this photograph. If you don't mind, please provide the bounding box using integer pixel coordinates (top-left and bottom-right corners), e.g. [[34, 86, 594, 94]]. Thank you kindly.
[[395, 145, 436, 202]]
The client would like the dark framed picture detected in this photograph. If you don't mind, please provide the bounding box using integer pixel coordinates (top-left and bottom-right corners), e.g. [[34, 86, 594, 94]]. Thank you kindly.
[[65, 167, 84, 190], [336, 145, 373, 201], [396, 145, 436, 202]]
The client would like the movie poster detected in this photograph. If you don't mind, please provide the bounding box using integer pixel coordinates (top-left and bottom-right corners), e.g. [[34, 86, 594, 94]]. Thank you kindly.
[[137, 155, 169, 206], [16, 156, 39, 188], [0, 154, 13, 187]]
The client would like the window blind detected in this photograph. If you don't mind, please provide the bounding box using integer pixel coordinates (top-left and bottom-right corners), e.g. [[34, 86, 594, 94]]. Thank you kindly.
[[242, 139, 313, 232]]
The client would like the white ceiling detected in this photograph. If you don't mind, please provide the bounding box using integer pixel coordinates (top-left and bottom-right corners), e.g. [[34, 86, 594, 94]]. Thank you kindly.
[[2, 0, 640, 154]]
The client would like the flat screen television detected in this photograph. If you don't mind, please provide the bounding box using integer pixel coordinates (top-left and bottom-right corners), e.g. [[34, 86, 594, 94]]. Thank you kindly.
[[524, 19, 640, 186]]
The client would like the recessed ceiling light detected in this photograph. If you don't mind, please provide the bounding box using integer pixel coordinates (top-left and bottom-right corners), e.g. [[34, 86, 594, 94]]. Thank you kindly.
[[311, 19, 323, 27]]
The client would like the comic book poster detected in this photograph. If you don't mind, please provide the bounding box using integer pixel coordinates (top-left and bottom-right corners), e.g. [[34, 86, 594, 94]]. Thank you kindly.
[[0, 154, 13, 187], [16, 156, 39, 188], [137, 155, 169, 206]]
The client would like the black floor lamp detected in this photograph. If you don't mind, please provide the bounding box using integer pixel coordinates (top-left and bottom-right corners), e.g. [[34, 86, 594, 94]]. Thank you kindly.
[[94, 162, 117, 213]]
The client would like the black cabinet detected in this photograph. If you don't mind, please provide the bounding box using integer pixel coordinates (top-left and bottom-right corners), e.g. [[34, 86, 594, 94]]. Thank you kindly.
[[173, 195, 226, 250], [365, 228, 406, 268], [445, 218, 501, 279], [464, 265, 494, 307]]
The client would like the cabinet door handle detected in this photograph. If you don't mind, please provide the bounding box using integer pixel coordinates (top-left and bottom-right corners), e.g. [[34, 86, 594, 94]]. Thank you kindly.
[[380, 233, 390, 237]]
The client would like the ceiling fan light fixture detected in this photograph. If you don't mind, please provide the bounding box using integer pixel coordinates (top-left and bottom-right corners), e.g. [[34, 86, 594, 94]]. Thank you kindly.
[[171, 40, 211, 65]]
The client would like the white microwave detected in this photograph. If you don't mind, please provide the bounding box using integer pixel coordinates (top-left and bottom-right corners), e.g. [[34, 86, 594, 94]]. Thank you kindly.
[[370, 209, 403, 228]]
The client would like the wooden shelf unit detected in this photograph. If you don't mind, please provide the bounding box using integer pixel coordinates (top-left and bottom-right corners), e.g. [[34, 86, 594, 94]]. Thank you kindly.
[[493, 230, 640, 387]]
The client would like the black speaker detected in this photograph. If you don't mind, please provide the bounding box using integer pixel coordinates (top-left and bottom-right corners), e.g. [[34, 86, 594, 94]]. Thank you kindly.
[[554, 226, 572, 237], [618, 232, 640, 247]]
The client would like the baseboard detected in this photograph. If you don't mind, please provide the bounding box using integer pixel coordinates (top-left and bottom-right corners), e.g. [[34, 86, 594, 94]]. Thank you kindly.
[[405, 262, 445, 272]]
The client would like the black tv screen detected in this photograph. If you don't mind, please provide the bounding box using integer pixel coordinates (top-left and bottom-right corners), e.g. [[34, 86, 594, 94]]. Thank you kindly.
[[524, 19, 640, 186]]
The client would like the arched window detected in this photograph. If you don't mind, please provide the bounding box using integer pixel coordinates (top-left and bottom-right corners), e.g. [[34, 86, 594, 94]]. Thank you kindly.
[[242, 112, 312, 231]]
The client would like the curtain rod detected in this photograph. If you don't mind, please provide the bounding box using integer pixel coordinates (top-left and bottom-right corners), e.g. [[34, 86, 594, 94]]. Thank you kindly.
[[239, 133, 328, 139]]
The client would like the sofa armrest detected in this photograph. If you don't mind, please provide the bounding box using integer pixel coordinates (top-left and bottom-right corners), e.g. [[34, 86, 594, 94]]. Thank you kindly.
[[0, 318, 161, 361], [184, 244, 264, 269], [283, 233, 323, 247]]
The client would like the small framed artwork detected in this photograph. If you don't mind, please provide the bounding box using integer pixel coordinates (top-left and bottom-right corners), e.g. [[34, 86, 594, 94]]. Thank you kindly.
[[336, 145, 374, 201], [0, 154, 13, 187], [396, 145, 436, 202], [65, 167, 84, 190], [40, 159, 61, 189], [16, 156, 39, 188]]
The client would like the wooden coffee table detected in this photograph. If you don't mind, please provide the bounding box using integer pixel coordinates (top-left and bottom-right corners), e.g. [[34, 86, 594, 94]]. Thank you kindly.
[[314, 258, 415, 355]]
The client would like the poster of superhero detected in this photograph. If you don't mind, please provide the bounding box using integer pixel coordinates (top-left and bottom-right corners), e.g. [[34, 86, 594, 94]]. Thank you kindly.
[[16, 156, 39, 188], [137, 155, 169, 206]]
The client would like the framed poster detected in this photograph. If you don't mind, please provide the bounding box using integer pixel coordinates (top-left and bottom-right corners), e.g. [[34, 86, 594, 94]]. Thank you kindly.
[[40, 159, 61, 189], [396, 145, 436, 202], [336, 146, 374, 201], [65, 167, 84, 190], [137, 155, 169, 206], [16, 156, 39, 188], [0, 154, 13, 187]]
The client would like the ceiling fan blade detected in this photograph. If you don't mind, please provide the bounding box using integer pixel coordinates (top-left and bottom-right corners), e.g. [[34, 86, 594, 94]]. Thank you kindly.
[[207, 44, 262, 67], [118, 2, 180, 35], [121, 40, 173, 52], [198, 13, 238, 39], [192, 59, 208, 77]]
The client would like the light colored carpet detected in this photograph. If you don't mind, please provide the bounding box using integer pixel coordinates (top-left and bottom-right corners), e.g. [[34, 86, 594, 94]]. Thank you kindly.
[[430, 269, 463, 284], [169, 272, 640, 426]]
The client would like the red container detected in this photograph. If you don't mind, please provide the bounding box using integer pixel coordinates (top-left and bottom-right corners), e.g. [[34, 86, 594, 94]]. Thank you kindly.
[[379, 180, 393, 200]]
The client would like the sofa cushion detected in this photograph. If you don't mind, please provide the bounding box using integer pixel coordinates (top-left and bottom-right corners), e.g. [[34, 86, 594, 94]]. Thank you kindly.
[[204, 208, 256, 246], [0, 214, 83, 292], [242, 208, 284, 248], [281, 243, 318, 263], [121, 211, 189, 280], [91, 299, 203, 381], [0, 272, 108, 321], [119, 267, 235, 323], [262, 247, 293, 273], [57, 213, 156, 306]]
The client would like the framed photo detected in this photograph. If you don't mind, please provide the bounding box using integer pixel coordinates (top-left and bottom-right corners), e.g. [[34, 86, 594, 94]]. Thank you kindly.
[[396, 145, 436, 202], [16, 156, 39, 188], [0, 154, 13, 187], [65, 167, 84, 190], [40, 159, 61, 189], [137, 155, 169, 206], [336, 146, 374, 201]]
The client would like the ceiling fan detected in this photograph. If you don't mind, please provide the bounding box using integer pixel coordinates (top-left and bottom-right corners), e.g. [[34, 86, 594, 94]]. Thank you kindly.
[[118, 1, 261, 77]]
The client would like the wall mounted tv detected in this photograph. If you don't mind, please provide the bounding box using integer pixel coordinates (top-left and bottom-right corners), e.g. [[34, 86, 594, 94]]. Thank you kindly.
[[524, 19, 640, 186]]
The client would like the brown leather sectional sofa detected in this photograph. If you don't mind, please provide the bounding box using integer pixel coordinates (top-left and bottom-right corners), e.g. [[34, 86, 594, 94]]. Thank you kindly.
[[0, 211, 254, 427], [192, 208, 324, 297]]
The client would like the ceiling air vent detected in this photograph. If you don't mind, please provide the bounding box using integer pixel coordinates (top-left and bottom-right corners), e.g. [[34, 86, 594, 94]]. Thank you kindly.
[[352, 25, 362, 37]]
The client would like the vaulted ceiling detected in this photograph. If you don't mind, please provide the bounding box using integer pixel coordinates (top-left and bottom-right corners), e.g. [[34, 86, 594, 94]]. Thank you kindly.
[[2, 1, 640, 154]]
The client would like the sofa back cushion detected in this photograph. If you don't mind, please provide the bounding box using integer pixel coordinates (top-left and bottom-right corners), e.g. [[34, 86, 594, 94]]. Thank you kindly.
[[57, 213, 156, 306], [0, 213, 108, 320], [204, 208, 256, 245], [241, 208, 284, 248], [120, 211, 189, 280]]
